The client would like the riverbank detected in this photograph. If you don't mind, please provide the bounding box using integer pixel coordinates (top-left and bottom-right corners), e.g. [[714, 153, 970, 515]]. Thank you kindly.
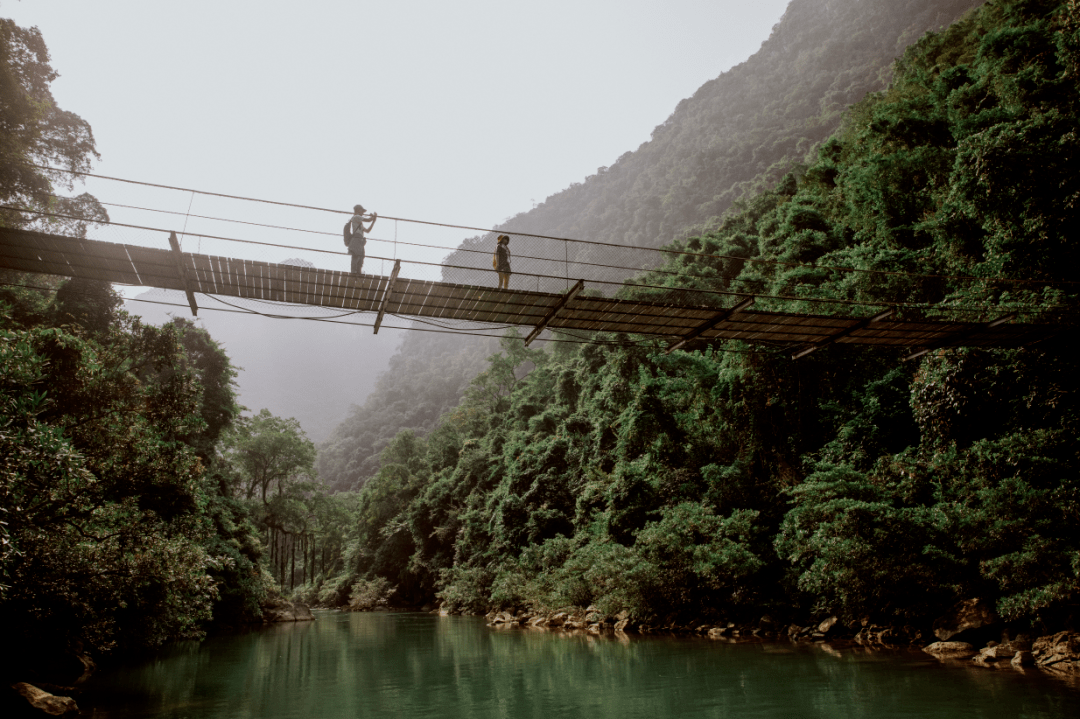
[[478, 606, 1080, 683]]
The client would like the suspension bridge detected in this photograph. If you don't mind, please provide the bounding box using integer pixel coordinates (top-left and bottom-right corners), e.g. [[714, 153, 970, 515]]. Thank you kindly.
[[0, 224, 1059, 360]]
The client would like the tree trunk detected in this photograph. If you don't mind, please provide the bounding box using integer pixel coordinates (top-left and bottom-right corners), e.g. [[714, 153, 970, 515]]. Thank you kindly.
[[290, 533, 296, 591]]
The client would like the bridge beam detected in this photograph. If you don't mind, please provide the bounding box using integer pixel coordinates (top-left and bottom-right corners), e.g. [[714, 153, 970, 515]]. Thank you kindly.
[[665, 296, 754, 354], [374, 259, 401, 334], [791, 307, 895, 359], [524, 279, 584, 347], [167, 232, 198, 317], [904, 312, 1016, 361]]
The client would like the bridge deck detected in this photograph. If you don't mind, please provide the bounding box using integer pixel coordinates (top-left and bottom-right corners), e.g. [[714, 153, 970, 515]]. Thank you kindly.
[[0, 227, 1058, 351]]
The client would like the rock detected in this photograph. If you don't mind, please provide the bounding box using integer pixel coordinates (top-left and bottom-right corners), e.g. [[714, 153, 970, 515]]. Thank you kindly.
[[932, 598, 999, 644], [261, 597, 316, 623], [708, 627, 729, 638], [613, 618, 638, 633], [12, 683, 79, 716], [584, 612, 603, 624], [1011, 651, 1036, 667], [974, 645, 1014, 662], [817, 616, 840, 636], [1032, 631, 1080, 672], [547, 613, 567, 628], [923, 641, 978, 659]]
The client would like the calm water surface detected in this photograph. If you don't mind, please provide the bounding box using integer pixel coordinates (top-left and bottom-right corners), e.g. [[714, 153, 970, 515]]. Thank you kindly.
[[84, 611, 1079, 718]]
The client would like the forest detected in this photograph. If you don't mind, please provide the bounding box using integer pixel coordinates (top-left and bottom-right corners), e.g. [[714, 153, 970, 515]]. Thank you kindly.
[[1, 0, 1078, 688], [331, 0, 1079, 636], [0, 16, 352, 684], [317, 0, 986, 493]]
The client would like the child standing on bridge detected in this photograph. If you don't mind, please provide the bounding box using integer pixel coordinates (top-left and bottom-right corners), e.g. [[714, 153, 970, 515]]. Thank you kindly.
[[345, 204, 377, 274], [493, 234, 511, 290]]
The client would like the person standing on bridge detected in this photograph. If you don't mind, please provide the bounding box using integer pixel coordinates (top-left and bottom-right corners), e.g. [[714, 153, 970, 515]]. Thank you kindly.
[[494, 234, 511, 290], [345, 204, 377, 274]]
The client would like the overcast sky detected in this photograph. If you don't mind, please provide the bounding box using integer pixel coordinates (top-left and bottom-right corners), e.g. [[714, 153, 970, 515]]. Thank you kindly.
[[5, 0, 790, 280]]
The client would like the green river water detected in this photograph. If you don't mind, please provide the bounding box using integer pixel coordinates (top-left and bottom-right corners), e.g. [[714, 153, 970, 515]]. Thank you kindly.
[[82, 610, 1078, 718]]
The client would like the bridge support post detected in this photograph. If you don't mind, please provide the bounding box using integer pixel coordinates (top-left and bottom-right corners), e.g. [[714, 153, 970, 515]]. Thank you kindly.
[[666, 296, 754, 354], [167, 232, 198, 317], [524, 279, 584, 346], [374, 259, 401, 334]]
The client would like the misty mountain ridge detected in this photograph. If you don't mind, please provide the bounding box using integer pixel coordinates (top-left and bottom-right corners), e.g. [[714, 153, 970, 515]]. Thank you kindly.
[[316, 0, 986, 491]]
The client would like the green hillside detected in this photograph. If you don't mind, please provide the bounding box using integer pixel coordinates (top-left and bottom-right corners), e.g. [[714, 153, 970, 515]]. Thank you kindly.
[[319, 0, 985, 492], [335, 0, 1079, 635]]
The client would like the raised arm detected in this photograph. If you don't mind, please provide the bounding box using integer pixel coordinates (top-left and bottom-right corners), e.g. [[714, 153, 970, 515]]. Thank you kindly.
[[364, 212, 378, 231]]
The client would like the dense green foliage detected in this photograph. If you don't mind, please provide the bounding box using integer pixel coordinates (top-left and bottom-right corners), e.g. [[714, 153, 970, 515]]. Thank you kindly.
[[320, 0, 986, 493], [0, 284, 253, 654], [1, 17, 309, 674], [336, 0, 1079, 634]]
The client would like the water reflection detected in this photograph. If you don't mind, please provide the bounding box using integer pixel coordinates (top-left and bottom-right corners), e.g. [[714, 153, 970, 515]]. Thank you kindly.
[[84, 611, 1079, 719]]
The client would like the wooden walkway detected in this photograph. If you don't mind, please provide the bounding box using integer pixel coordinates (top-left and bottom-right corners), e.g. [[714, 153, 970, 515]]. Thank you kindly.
[[0, 227, 1059, 357]]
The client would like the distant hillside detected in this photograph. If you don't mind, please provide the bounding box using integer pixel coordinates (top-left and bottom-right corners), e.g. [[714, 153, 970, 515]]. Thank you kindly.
[[493, 0, 985, 248], [317, 0, 985, 491]]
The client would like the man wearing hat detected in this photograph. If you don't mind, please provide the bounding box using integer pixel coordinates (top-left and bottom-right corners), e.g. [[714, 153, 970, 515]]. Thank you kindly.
[[345, 204, 377, 274]]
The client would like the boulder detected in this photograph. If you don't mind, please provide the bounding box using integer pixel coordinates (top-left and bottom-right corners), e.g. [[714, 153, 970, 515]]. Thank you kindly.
[[261, 597, 316, 623], [1032, 631, 1080, 672], [1011, 651, 1036, 667], [547, 613, 567, 628], [922, 641, 978, 659], [816, 616, 841, 636], [613, 618, 638, 633], [974, 644, 1015, 663], [12, 683, 78, 716], [932, 598, 999, 644]]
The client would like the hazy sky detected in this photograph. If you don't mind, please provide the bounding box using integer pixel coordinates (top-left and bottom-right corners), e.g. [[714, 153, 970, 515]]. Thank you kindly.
[[5, 0, 791, 280]]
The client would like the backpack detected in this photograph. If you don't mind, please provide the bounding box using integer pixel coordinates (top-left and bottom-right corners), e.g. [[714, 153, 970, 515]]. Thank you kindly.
[[343, 221, 351, 247]]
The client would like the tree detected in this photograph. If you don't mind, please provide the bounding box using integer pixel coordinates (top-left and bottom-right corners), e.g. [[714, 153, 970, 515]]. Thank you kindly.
[[0, 18, 105, 234], [0, 305, 223, 660], [223, 409, 316, 503]]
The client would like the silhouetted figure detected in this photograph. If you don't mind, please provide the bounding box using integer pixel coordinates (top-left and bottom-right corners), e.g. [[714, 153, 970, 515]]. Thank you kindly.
[[344, 204, 377, 274], [494, 234, 511, 289]]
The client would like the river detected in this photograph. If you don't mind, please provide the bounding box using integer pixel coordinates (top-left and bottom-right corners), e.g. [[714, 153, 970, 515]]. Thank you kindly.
[[81, 610, 1078, 718]]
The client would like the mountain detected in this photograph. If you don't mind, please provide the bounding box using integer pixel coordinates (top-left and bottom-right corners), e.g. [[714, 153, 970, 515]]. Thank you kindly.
[[317, 0, 985, 490]]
